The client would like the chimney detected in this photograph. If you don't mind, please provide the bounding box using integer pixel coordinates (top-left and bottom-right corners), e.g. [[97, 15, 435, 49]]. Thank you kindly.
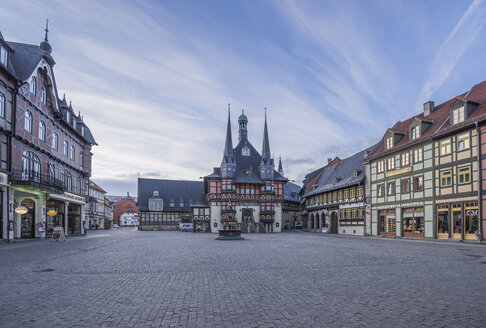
[[424, 101, 434, 116], [328, 158, 332, 164]]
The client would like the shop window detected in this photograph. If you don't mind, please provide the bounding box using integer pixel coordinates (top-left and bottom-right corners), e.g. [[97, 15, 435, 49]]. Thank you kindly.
[[457, 133, 470, 151], [440, 139, 451, 155], [413, 148, 423, 163], [401, 152, 409, 167], [452, 204, 462, 235], [401, 179, 410, 193], [377, 184, 384, 197], [465, 202, 479, 236], [458, 166, 471, 184], [414, 176, 424, 191], [440, 170, 452, 187], [402, 208, 424, 237], [387, 157, 395, 170], [387, 182, 395, 195], [437, 205, 449, 236], [377, 160, 384, 173]]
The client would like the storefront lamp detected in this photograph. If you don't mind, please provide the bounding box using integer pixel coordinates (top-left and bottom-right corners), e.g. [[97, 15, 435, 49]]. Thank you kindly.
[[47, 209, 57, 217], [15, 206, 28, 215]]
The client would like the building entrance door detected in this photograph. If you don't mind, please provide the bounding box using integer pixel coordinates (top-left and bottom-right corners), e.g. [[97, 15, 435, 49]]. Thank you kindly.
[[243, 208, 253, 233], [20, 199, 35, 239], [330, 212, 338, 233], [437, 205, 449, 239], [378, 210, 395, 236]]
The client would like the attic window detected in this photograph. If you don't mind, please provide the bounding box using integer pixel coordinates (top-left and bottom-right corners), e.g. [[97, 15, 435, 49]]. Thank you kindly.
[[170, 200, 174, 207], [180, 200, 184, 207], [353, 170, 360, 177], [153, 190, 159, 197], [411, 126, 420, 140], [385, 136, 393, 149], [334, 177, 341, 184], [41, 86, 47, 105], [30, 76, 36, 96], [452, 106, 464, 125], [0, 46, 7, 65]]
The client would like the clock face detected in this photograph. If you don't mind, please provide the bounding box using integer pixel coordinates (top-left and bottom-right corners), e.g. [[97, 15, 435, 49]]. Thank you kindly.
[[242, 146, 250, 156]]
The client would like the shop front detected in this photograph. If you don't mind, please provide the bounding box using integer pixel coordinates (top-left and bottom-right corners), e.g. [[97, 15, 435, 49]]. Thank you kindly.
[[48, 192, 86, 236], [378, 209, 396, 237], [436, 202, 478, 240], [0, 172, 8, 241], [402, 207, 424, 238]]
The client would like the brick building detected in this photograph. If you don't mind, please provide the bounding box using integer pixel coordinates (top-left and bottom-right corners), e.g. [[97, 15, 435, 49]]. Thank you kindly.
[[112, 194, 139, 226], [0, 24, 96, 240]]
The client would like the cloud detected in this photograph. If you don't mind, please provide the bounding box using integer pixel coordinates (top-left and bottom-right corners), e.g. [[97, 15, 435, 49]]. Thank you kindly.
[[415, 0, 486, 108]]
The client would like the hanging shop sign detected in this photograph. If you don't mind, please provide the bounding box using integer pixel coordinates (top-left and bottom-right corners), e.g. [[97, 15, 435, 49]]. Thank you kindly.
[[0, 172, 8, 186]]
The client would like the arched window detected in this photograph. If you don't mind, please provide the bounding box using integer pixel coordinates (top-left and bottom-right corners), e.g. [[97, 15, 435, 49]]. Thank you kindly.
[[51, 132, 58, 150], [70, 145, 75, 160], [21, 151, 41, 183], [41, 86, 47, 105], [30, 76, 36, 95], [63, 140, 68, 157], [76, 176, 81, 194], [0, 92, 4, 118], [38, 121, 46, 141], [24, 111, 33, 133]]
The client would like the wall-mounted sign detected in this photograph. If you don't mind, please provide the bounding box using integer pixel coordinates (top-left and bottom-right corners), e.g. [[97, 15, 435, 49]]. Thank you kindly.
[[0, 172, 8, 186], [376, 202, 423, 210], [385, 166, 412, 178]]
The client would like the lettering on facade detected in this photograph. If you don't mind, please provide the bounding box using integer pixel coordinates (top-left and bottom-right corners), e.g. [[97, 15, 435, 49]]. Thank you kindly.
[[466, 210, 478, 216], [339, 202, 365, 209], [385, 166, 412, 178], [375, 202, 423, 210]]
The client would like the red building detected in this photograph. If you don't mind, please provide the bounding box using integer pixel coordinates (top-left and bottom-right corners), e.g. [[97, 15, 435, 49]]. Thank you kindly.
[[112, 195, 139, 226]]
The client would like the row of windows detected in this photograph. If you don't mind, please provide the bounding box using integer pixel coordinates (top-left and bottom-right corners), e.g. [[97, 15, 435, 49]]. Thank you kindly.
[[377, 176, 423, 197], [340, 207, 365, 220], [307, 186, 364, 206], [439, 132, 470, 155], [377, 148, 423, 173], [21, 150, 88, 195], [439, 166, 471, 187], [24, 111, 84, 165]]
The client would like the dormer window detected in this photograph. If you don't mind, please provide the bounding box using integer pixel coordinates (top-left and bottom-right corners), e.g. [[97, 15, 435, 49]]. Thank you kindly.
[[153, 190, 159, 197], [0, 46, 7, 66], [353, 170, 360, 177], [452, 106, 465, 124], [385, 136, 393, 149], [170, 199, 174, 207], [73, 119, 77, 129], [66, 111, 71, 123], [30, 76, 36, 96], [180, 200, 184, 207], [411, 126, 420, 140]]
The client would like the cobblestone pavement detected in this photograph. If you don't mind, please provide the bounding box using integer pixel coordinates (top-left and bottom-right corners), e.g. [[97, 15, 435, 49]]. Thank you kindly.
[[1, 230, 485, 328]]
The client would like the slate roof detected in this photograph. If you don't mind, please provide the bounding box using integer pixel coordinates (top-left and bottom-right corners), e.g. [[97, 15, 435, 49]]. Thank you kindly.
[[138, 178, 207, 212], [205, 113, 287, 184], [59, 96, 97, 145], [283, 182, 301, 203], [371, 80, 486, 160], [303, 148, 372, 198], [89, 179, 106, 194], [6, 41, 55, 80]]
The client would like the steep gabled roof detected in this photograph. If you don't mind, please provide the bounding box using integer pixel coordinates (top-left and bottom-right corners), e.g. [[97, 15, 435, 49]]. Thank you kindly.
[[303, 148, 372, 198], [371, 80, 486, 160], [6, 41, 55, 80], [89, 179, 106, 193]]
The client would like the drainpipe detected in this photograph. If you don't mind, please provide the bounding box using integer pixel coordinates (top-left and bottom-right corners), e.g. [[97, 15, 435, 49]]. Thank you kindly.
[[476, 122, 482, 242], [7, 81, 27, 243]]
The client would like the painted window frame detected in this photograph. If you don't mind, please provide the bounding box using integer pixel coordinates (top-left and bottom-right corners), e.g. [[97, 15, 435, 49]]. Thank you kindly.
[[440, 169, 452, 187], [456, 132, 470, 151], [38, 121, 46, 141], [387, 157, 395, 171], [387, 182, 395, 196], [401, 178, 410, 193], [452, 106, 465, 125], [385, 136, 393, 150], [377, 160, 384, 173], [457, 166, 471, 185], [414, 176, 424, 191], [377, 184, 385, 197], [0, 92, 4, 118], [401, 152, 410, 167], [414, 148, 423, 163], [440, 139, 451, 156], [24, 110, 33, 133]]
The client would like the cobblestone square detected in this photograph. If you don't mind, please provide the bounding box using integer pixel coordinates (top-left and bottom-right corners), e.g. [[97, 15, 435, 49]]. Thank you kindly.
[[1, 231, 485, 327]]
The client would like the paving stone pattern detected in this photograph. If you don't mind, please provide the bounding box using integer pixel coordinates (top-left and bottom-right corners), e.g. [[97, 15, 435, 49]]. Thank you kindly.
[[0, 230, 485, 327]]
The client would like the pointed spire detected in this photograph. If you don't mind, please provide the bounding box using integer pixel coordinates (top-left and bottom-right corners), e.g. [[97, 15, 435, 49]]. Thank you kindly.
[[261, 107, 271, 164], [40, 19, 52, 53], [222, 103, 234, 163], [44, 19, 49, 41], [278, 155, 284, 176]]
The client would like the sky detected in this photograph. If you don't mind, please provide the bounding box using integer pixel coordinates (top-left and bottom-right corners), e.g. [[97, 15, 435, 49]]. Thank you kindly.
[[1, 0, 486, 195]]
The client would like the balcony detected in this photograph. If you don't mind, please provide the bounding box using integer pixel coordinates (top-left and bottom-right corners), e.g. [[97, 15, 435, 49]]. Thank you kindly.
[[11, 169, 64, 193]]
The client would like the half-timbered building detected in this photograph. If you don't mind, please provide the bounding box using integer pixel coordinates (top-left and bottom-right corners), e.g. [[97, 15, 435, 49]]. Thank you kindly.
[[204, 109, 288, 233]]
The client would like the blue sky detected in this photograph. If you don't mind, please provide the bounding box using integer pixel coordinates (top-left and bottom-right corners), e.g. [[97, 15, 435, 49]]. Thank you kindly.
[[1, 0, 486, 195]]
